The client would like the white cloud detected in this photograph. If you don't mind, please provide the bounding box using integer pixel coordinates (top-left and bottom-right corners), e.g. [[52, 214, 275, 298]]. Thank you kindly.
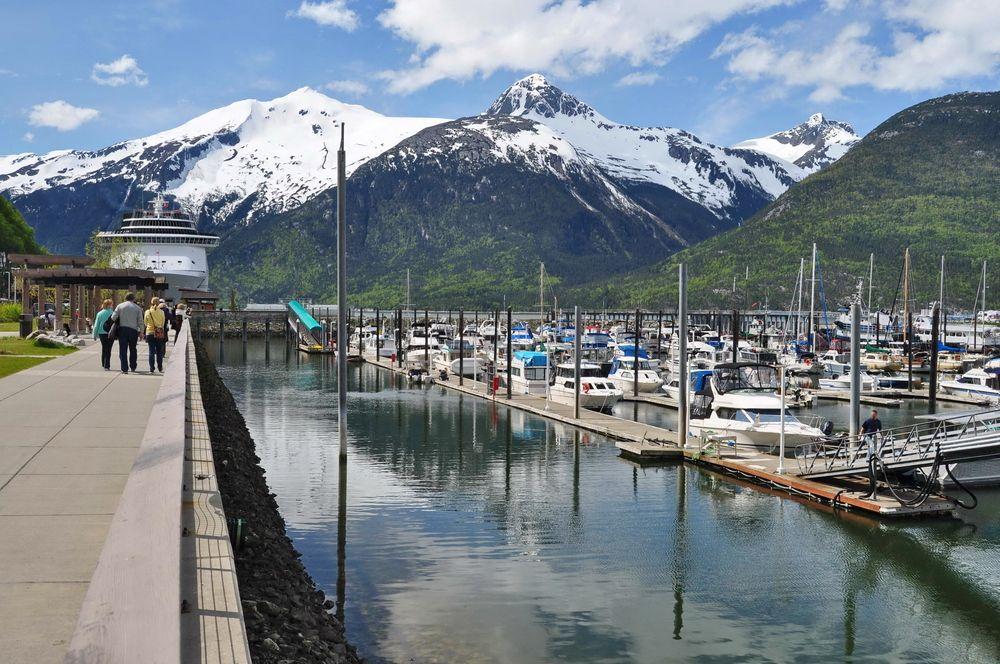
[[290, 1, 358, 30], [323, 79, 370, 96], [91, 54, 148, 87], [376, 0, 794, 93], [0, 68, 16, 77], [28, 100, 100, 131], [715, 0, 1000, 101], [22, 132, 34, 143], [616, 71, 661, 86]]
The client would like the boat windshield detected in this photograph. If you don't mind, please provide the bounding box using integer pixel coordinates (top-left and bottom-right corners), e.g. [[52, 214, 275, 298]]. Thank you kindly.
[[580, 367, 602, 378], [714, 364, 778, 393], [744, 409, 800, 424]]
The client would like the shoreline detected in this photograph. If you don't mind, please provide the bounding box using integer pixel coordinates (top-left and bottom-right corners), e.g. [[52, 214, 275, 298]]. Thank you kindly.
[[194, 341, 363, 664]]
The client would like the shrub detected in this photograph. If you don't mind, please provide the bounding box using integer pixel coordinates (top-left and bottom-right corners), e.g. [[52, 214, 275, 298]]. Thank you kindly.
[[0, 302, 21, 322]]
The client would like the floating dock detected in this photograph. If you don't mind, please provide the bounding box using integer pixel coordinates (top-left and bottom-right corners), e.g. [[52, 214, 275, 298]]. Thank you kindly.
[[364, 353, 960, 519]]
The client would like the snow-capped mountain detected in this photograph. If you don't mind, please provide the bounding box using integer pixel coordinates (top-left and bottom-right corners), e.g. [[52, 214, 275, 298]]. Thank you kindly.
[[485, 74, 808, 222], [0, 87, 444, 250], [733, 113, 860, 173]]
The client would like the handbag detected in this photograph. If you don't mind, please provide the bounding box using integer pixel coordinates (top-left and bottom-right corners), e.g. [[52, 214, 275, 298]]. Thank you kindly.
[[103, 315, 114, 333], [154, 326, 167, 341], [108, 320, 120, 342]]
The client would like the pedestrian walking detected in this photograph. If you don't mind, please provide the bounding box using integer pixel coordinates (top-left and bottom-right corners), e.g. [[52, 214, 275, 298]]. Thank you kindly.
[[172, 301, 187, 343], [145, 297, 168, 373], [92, 299, 115, 370], [111, 293, 143, 374]]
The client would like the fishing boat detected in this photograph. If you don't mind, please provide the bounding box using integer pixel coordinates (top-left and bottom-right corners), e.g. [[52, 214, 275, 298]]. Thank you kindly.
[[862, 346, 902, 372], [549, 362, 623, 411], [607, 353, 664, 393], [688, 363, 828, 452], [405, 332, 442, 370], [940, 369, 1000, 400], [509, 350, 550, 395], [363, 329, 397, 358]]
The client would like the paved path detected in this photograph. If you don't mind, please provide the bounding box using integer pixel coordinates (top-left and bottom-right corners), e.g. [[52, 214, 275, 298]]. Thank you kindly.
[[0, 341, 165, 664]]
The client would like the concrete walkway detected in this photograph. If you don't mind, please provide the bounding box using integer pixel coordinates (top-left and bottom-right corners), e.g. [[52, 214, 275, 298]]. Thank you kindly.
[[0, 341, 165, 664]]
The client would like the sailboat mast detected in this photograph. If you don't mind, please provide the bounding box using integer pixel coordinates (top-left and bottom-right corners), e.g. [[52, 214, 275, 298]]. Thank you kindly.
[[809, 243, 816, 351], [539, 262, 545, 332]]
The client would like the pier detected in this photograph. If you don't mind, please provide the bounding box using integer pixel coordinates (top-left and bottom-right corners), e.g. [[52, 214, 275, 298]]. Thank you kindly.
[[0, 330, 250, 663]]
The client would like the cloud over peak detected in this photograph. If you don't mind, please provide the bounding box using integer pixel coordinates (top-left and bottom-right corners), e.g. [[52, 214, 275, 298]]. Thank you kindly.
[[91, 54, 148, 87], [28, 101, 100, 131], [290, 1, 358, 30]]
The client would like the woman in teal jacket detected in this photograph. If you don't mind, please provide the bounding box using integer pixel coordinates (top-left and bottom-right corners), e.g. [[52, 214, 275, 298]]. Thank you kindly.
[[92, 299, 115, 370]]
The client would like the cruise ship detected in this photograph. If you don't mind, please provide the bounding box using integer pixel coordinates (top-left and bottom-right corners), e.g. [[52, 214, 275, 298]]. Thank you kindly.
[[96, 194, 219, 299]]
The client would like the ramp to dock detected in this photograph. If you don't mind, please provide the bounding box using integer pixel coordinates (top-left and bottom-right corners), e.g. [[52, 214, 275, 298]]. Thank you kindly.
[[287, 300, 324, 347]]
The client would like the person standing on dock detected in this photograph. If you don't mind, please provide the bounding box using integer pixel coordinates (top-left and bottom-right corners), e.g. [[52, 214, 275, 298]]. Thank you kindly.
[[861, 409, 882, 443], [111, 293, 143, 374], [92, 299, 115, 371], [144, 297, 168, 374], [171, 301, 186, 344]]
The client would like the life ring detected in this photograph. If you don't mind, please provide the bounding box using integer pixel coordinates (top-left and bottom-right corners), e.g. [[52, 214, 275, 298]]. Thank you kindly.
[[582, 383, 591, 393]]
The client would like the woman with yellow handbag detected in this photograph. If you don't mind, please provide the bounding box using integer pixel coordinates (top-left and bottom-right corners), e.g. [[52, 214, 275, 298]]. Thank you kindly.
[[144, 297, 168, 374]]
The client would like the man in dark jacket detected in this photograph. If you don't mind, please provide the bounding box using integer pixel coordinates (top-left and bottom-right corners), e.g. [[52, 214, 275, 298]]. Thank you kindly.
[[861, 410, 882, 436]]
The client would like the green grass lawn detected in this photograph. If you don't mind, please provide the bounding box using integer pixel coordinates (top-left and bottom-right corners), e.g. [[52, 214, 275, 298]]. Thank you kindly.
[[0, 321, 22, 332], [0, 355, 52, 378], [0, 337, 78, 357]]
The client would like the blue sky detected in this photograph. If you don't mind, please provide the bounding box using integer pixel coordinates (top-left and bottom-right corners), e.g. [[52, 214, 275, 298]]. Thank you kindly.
[[2, 0, 997, 154]]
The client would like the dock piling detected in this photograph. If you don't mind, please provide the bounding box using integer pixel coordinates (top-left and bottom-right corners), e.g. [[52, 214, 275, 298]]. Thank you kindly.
[[574, 306, 581, 419], [678, 264, 689, 448], [506, 306, 512, 399]]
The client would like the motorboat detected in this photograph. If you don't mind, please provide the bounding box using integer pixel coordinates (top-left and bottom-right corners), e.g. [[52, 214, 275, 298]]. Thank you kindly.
[[780, 350, 824, 375], [405, 333, 441, 369], [688, 362, 828, 452], [364, 329, 398, 358], [661, 369, 713, 402], [549, 362, 623, 411], [509, 322, 536, 350], [862, 346, 902, 372], [432, 338, 481, 377], [876, 372, 922, 390], [818, 371, 880, 392], [941, 369, 1000, 400], [607, 353, 664, 393], [509, 350, 550, 395]]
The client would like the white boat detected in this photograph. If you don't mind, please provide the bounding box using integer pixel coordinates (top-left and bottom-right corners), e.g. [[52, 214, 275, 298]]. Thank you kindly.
[[941, 369, 1000, 400], [509, 323, 536, 350], [688, 362, 827, 452], [509, 350, 550, 395], [549, 362, 623, 411], [405, 333, 441, 369], [780, 350, 824, 375], [819, 372, 880, 392], [607, 354, 663, 393], [432, 338, 481, 376], [95, 194, 219, 300], [818, 349, 852, 376], [862, 348, 902, 372], [661, 369, 713, 402], [363, 329, 397, 358]]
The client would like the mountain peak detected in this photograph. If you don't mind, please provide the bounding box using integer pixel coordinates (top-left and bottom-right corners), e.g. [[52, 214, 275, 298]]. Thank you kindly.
[[808, 112, 825, 125], [485, 73, 597, 120], [734, 113, 860, 173]]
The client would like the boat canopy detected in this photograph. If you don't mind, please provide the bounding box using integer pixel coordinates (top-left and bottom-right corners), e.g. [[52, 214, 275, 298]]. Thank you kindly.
[[616, 343, 649, 358], [514, 350, 549, 367], [713, 362, 779, 393], [692, 369, 713, 392], [937, 340, 963, 352]]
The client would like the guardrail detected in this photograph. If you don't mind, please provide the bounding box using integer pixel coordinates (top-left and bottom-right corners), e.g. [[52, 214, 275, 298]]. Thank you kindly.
[[65, 328, 190, 663]]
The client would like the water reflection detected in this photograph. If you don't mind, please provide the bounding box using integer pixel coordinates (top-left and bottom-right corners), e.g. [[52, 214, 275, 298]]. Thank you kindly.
[[210, 339, 1000, 663]]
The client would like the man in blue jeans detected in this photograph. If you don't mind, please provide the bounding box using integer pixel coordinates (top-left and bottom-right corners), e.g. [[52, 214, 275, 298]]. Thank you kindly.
[[111, 293, 144, 374]]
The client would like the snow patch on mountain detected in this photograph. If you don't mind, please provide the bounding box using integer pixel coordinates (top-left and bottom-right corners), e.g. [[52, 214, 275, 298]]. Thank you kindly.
[[733, 113, 860, 173], [485, 74, 807, 221], [0, 87, 446, 225]]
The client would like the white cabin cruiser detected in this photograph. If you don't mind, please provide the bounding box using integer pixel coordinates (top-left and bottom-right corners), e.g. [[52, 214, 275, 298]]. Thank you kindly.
[[688, 363, 827, 452], [405, 333, 441, 369], [432, 338, 481, 377], [549, 362, 623, 411], [509, 351, 550, 395], [607, 352, 663, 393], [818, 371, 880, 392], [941, 369, 1000, 400]]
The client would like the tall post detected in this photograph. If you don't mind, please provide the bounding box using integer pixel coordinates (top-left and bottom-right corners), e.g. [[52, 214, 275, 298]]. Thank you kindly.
[[634, 308, 641, 398], [731, 309, 739, 363], [53, 284, 63, 331], [778, 365, 786, 474], [396, 309, 403, 368], [492, 308, 499, 398], [929, 304, 940, 414], [458, 309, 465, 386], [424, 309, 429, 369], [375, 308, 381, 357], [678, 265, 689, 448], [809, 242, 817, 352], [336, 123, 349, 462], [867, 252, 874, 313], [574, 305, 582, 420], [657, 310, 664, 360], [849, 302, 861, 439], [506, 306, 513, 399]]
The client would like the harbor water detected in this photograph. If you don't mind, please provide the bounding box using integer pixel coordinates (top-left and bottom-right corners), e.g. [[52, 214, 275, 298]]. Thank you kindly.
[[209, 340, 1000, 663]]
